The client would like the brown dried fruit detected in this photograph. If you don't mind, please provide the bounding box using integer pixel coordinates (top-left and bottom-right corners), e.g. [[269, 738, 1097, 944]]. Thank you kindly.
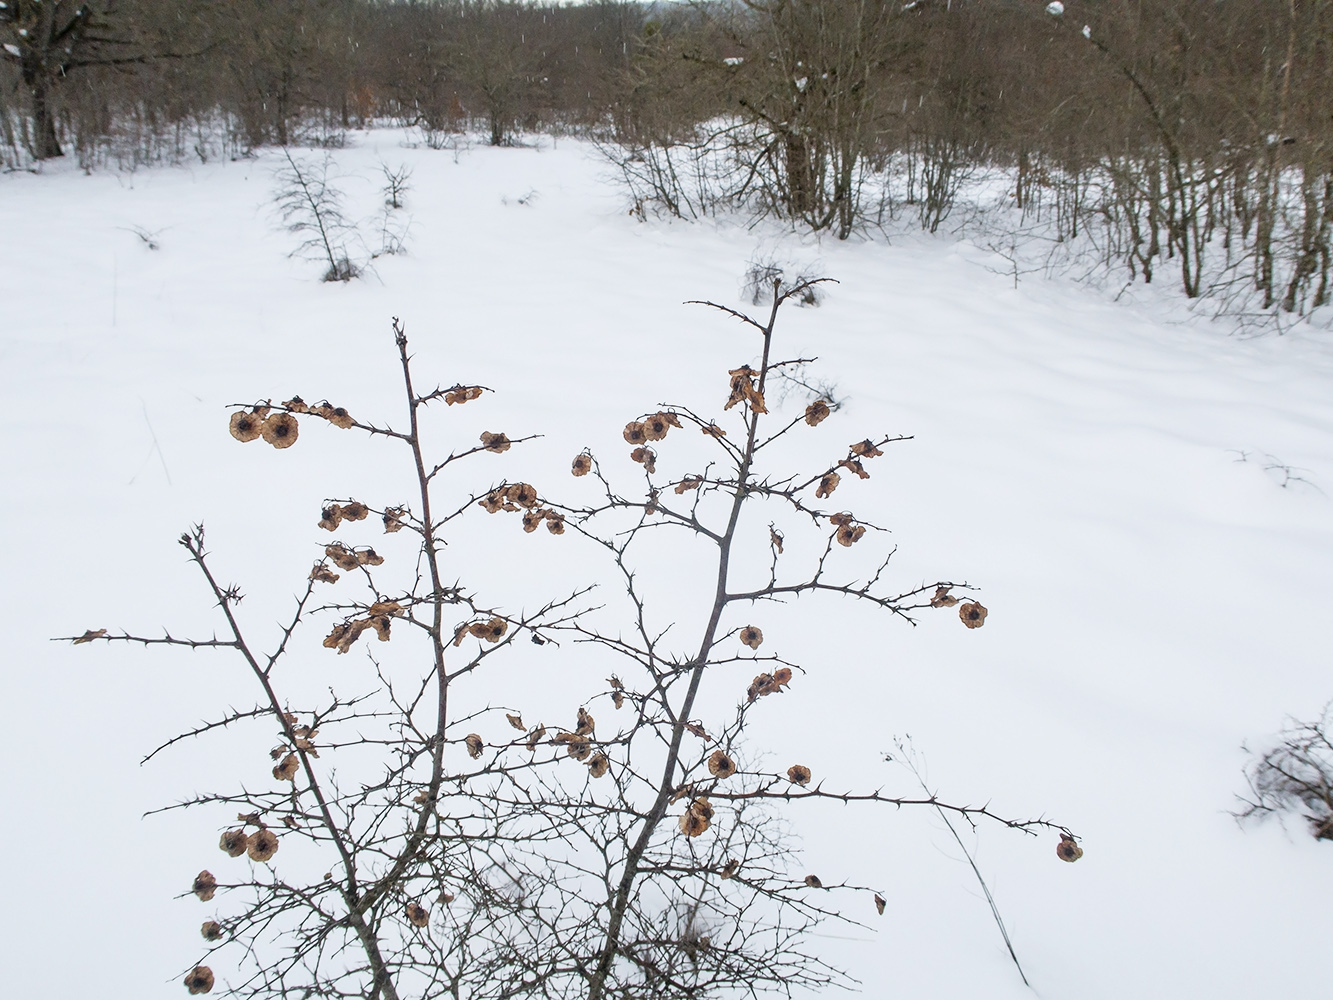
[[506, 483, 539, 508], [835, 522, 866, 547], [739, 626, 763, 650], [317, 505, 343, 531], [623, 421, 647, 445], [355, 547, 384, 567], [229, 411, 263, 443], [746, 670, 791, 702], [406, 902, 430, 927], [815, 472, 840, 498], [368, 615, 392, 641], [201, 921, 223, 942], [324, 406, 355, 429], [468, 617, 508, 643], [930, 586, 958, 608], [804, 400, 831, 426], [480, 431, 511, 453], [643, 413, 672, 441], [219, 829, 248, 857], [184, 966, 215, 995], [772, 667, 792, 686], [546, 512, 566, 535], [521, 508, 545, 533], [804, 874, 823, 888], [678, 797, 714, 838], [850, 439, 884, 458], [571, 453, 592, 476], [464, 734, 484, 759], [478, 489, 507, 514], [575, 707, 595, 736], [246, 829, 279, 862], [341, 501, 369, 521], [193, 871, 218, 901], [629, 446, 657, 474], [588, 753, 610, 778], [261, 412, 299, 449], [787, 764, 812, 786], [708, 750, 736, 779], [874, 893, 886, 915], [324, 544, 360, 572], [959, 602, 988, 629], [565, 738, 592, 762], [505, 713, 525, 731], [1057, 834, 1084, 862]]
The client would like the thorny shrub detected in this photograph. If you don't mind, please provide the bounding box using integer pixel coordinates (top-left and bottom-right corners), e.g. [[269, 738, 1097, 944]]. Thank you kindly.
[[1236, 704, 1333, 842], [65, 282, 1080, 999]]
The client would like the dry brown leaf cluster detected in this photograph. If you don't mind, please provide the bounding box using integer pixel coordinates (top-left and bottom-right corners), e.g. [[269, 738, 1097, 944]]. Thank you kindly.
[[804, 874, 823, 888], [874, 893, 886, 915], [382, 506, 406, 532], [746, 667, 792, 702], [678, 796, 714, 837], [719, 858, 740, 879], [505, 713, 524, 731]]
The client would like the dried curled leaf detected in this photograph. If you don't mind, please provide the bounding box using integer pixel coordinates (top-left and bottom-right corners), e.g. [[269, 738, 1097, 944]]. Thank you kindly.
[[468, 617, 508, 643], [464, 734, 484, 759], [739, 625, 763, 650], [874, 893, 886, 915], [630, 446, 657, 474], [959, 602, 988, 629], [506, 483, 539, 508], [184, 966, 215, 995], [575, 707, 595, 736], [324, 544, 360, 572], [835, 521, 866, 547], [571, 452, 592, 476], [480, 431, 511, 453], [341, 501, 369, 522], [787, 764, 812, 786], [850, 438, 884, 458], [708, 750, 736, 779], [815, 471, 840, 498], [1057, 834, 1084, 862], [769, 527, 784, 554], [192, 871, 217, 901], [444, 385, 484, 405], [505, 713, 525, 731], [804, 400, 831, 426], [701, 422, 727, 439], [246, 829, 279, 862], [383, 507, 406, 532], [930, 586, 958, 608], [317, 505, 343, 531], [272, 753, 299, 783], [71, 628, 107, 645], [525, 724, 547, 752], [674, 475, 703, 495], [546, 511, 566, 535], [282, 396, 309, 413], [407, 901, 431, 927], [746, 670, 791, 702], [355, 547, 384, 567], [312, 404, 355, 429], [839, 458, 869, 480]]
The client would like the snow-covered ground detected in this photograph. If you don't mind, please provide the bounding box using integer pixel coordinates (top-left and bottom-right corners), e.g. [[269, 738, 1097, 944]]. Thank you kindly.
[[2, 128, 1331, 999]]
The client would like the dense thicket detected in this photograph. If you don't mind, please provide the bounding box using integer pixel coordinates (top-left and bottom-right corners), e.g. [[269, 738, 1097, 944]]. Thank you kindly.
[[3, 0, 1330, 320]]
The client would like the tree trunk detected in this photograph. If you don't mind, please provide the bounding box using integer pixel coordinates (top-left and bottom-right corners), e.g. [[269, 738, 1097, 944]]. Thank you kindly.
[[27, 72, 63, 160]]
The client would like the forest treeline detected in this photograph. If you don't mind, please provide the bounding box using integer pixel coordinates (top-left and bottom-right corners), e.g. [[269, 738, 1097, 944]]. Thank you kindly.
[[3, 0, 1331, 321]]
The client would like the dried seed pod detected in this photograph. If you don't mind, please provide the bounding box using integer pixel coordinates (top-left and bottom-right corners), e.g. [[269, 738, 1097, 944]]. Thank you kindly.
[[545, 512, 566, 535], [477, 490, 507, 514], [571, 453, 592, 477], [708, 751, 736, 779], [678, 797, 714, 838], [341, 501, 369, 521], [464, 734, 484, 759], [200, 921, 223, 942], [588, 753, 610, 778], [218, 829, 248, 857], [702, 422, 727, 438], [468, 617, 507, 643], [629, 446, 657, 474], [521, 508, 545, 533], [480, 431, 511, 453], [406, 902, 430, 928], [1056, 834, 1084, 862], [229, 411, 263, 443], [324, 544, 360, 572], [804, 400, 831, 426], [623, 421, 647, 445], [246, 829, 279, 863], [674, 476, 703, 494], [317, 505, 343, 531], [850, 439, 884, 458], [643, 413, 672, 441], [804, 874, 823, 888], [815, 471, 840, 498], [719, 859, 740, 879], [959, 602, 988, 628], [383, 507, 406, 533], [839, 458, 869, 480], [324, 406, 355, 429], [930, 586, 958, 608], [835, 522, 866, 547], [444, 385, 483, 405], [739, 626, 763, 650], [184, 966, 215, 995], [308, 563, 339, 584], [505, 713, 525, 731], [874, 893, 886, 915], [192, 871, 218, 901], [282, 396, 309, 413], [505, 483, 539, 508], [260, 412, 299, 449], [612, 691, 625, 710], [575, 707, 595, 736], [355, 547, 384, 566], [565, 738, 592, 761], [787, 764, 812, 786]]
